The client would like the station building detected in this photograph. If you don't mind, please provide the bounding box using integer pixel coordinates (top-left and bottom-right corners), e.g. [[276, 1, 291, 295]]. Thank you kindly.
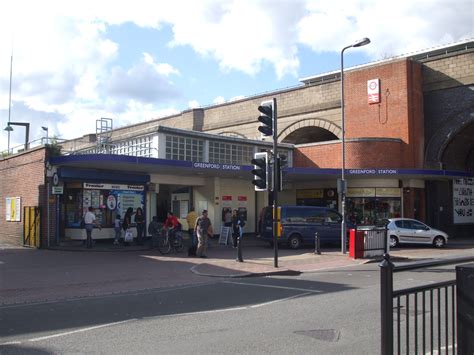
[[1, 40, 473, 248]]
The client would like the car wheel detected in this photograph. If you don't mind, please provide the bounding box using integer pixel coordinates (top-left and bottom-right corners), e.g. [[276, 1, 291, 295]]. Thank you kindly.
[[433, 236, 445, 248], [288, 235, 302, 249], [389, 235, 399, 248]]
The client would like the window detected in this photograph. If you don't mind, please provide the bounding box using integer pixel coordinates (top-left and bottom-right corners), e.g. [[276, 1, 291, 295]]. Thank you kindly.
[[410, 221, 427, 230], [209, 142, 253, 165], [165, 135, 204, 161]]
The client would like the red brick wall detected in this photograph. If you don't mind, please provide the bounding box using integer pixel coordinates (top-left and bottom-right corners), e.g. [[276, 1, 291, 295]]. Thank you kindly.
[[295, 58, 425, 169], [0, 148, 48, 247], [294, 140, 406, 168]]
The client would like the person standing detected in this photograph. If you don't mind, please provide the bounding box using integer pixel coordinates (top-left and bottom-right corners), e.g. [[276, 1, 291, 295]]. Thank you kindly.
[[186, 207, 198, 246], [148, 216, 162, 249], [122, 207, 133, 246], [232, 209, 245, 262], [113, 214, 121, 245], [195, 210, 213, 258], [135, 207, 145, 246], [224, 208, 232, 227], [84, 207, 100, 249]]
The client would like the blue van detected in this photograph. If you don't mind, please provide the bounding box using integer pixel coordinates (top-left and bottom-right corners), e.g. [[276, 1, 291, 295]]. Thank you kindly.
[[258, 205, 350, 249]]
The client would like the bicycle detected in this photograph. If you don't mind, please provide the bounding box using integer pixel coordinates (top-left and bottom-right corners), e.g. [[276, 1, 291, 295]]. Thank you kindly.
[[157, 228, 184, 255]]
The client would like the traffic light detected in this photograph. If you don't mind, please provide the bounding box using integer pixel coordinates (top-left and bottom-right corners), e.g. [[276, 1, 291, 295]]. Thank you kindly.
[[276, 154, 288, 191], [251, 152, 268, 191], [257, 100, 274, 137]]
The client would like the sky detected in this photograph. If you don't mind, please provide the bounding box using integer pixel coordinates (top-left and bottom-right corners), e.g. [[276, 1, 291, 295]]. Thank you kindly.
[[1, 0, 473, 152]]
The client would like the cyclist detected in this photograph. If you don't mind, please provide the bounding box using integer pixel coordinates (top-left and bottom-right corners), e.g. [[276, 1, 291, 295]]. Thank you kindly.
[[164, 211, 181, 243]]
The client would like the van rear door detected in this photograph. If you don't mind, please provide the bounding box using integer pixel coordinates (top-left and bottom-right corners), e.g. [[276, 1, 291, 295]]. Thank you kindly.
[[323, 210, 343, 243]]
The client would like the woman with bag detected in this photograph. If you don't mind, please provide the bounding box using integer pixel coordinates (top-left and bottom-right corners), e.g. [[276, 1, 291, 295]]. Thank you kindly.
[[122, 207, 134, 246]]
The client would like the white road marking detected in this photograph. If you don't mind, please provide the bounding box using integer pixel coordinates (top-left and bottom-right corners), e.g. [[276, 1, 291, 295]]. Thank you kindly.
[[0, 319, 136, 346], [1, 281, 314, 345], [249, 292, 313, 308], [223, 280, 322, 293]]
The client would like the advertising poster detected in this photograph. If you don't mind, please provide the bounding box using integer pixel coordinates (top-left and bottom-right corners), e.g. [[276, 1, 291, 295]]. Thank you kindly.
[[453, 178, 474, 224], [5, 197, 21, 222], [222, 195, 232, 208]]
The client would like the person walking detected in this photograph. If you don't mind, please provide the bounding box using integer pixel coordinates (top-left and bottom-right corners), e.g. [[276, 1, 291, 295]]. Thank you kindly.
[[195, 210, 213, 258], [84, 207, 100, 249], [186, 207, 198, 246], [135, 207, 145, 245]]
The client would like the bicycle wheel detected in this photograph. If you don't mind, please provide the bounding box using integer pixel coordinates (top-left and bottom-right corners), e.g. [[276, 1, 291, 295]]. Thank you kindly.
[[158, 236, 171, 254], [174, 235, 184, 253]]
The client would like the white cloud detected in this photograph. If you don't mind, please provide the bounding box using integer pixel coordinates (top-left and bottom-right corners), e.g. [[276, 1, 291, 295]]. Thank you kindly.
[[105, 55, 180, 103], [213, 96, 226, 105], [229, 95, 245, 102], [1, 0, 472, 151], [188, 100, 201, 109]]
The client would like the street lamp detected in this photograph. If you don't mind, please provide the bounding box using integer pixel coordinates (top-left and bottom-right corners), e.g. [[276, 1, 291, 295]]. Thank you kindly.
[[4, 122, 30, 152], [340, 37, 371, 254], [42, 126, 49, 145]]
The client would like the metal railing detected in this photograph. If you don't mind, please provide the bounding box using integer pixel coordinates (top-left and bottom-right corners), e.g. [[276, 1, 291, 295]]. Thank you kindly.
[[380, 254, 474, 354]]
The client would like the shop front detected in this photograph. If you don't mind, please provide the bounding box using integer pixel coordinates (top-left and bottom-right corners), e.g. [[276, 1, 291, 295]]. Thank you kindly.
[[63, 182, 146, 240], [54, 166, 150, 241], [346, 187, 402, 225]]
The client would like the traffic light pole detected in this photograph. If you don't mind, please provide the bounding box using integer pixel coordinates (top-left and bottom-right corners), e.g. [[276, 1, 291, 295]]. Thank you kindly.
[[271, 98, 278, 268]]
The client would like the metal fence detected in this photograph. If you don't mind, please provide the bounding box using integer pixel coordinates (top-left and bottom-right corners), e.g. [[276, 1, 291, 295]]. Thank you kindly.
[[380, 254, 474, 355], [354, 225, 388, 258]]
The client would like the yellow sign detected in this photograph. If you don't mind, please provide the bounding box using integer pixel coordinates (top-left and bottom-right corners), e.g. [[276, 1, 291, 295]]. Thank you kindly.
[[296, 189, 324, 199], [347, 188, 376, 197], [376, 188, 401, 197]]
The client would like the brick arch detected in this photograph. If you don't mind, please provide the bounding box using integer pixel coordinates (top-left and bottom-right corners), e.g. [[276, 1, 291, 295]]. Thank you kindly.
[[218, 131, 247, 139], [278, 118, 342, 143]]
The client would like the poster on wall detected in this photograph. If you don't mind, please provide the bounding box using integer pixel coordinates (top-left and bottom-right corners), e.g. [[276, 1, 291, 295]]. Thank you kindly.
[[222, 196, 232, 208], [5, 197, 21, 222], [453, 178, 474, 224], [237, 196, 247, 207]]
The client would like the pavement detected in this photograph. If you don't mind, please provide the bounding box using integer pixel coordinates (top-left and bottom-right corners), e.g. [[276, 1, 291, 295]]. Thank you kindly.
[[1, 235, 473, 306], [18, 234, 474, 278]]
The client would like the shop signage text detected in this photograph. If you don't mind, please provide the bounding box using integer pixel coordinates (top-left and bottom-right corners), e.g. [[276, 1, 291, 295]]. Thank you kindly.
[[348, 169, 398, 175], [193, 162, 241, 171], [453, 178, 474, 224], [52, 186, 64, 195], [83, 183, 144, 191]]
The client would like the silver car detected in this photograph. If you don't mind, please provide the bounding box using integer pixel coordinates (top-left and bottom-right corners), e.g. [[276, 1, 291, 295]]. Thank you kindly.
[[386, 218, 449, 248]]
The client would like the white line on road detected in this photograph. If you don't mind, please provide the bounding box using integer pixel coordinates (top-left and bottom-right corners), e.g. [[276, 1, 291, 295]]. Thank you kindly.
[[223, 280, 322, 293], [249, 292, 313, 308], [1, 319, 137, 346]]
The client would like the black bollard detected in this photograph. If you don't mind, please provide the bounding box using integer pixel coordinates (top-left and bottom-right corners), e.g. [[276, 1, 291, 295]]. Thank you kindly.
[[315, 232, 321, 255], [237, 233, 243, 262]]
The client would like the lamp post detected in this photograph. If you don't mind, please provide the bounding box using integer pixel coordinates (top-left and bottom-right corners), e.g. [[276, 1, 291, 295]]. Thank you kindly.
[[4, 122, 30, 152], [340, 37, 370, 254], [42, 126, 49, 145]]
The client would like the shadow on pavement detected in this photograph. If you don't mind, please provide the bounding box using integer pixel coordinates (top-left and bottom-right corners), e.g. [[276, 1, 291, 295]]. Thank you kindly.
[[0, 257, 357, 340]]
